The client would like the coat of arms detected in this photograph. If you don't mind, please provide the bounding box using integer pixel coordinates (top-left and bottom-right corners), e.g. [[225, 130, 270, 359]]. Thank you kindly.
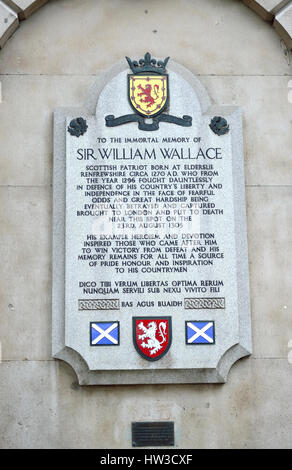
[[105, 52, 192, 131], [128, 71, 168, 118], [133, 317, 172, 361]]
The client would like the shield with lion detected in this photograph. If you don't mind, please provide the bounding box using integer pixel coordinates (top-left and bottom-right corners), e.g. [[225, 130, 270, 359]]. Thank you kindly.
[[128, 74, 169, 118], [133, 316, 172, 361]]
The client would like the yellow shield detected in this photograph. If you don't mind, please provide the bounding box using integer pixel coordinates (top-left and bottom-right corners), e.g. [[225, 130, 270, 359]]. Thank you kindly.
[[128, 74, 168, 118]]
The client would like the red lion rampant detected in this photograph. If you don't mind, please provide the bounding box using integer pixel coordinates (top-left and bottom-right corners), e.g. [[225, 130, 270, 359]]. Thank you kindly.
[[137, 84, 159, 107]]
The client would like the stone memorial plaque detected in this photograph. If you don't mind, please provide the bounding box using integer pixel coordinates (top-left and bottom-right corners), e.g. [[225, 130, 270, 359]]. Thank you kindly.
[[52, 53, 252, 385]]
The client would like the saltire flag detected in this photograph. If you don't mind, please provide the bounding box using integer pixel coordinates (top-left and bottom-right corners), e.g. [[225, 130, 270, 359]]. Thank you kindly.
[[90, 322, 120, 346], [186, 321, 215, 345]]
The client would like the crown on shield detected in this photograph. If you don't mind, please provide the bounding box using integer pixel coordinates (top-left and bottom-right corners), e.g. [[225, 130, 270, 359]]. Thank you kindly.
[[126, 52, 169, 75]]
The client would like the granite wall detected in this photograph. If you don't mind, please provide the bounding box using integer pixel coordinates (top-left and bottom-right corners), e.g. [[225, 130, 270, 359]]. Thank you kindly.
[[0, 0, 292, 449]]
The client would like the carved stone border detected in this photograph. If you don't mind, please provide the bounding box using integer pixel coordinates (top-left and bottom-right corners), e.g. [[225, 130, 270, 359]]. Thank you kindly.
[[184, 298, 225, 310], [78, 299, 120, 311]]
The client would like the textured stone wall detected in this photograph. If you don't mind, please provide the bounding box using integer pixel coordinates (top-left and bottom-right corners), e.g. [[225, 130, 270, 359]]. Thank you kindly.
[[1, 0, 292, 50], [0, 0, 292, 449]]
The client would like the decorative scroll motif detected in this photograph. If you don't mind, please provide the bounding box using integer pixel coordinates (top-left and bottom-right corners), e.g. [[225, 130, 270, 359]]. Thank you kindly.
[[67, 117, 88, 137], [184, 297, 225, 310], [105, 113, 192, 131], [78, 299, 120, 311], [209, 116, 229, 136]]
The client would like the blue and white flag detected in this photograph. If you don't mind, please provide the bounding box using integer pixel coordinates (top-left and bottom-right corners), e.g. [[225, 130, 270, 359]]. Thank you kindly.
[[186, 321, 215, 344], [90, 322, 119, 346]]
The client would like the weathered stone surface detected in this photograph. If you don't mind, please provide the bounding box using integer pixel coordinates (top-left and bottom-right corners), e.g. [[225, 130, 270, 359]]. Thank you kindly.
[[0, 0, 290, 75], [0, 1, 18, 48], [1, 358, 292, 448], [242, 0, 291, 21], [274, 3, 292, 49], [2, 0, 48, 19], [0, 186, 51, 361], [0, 75, 92, 186], [201, 75, 292, 186], [247, 187, 292, 358]]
